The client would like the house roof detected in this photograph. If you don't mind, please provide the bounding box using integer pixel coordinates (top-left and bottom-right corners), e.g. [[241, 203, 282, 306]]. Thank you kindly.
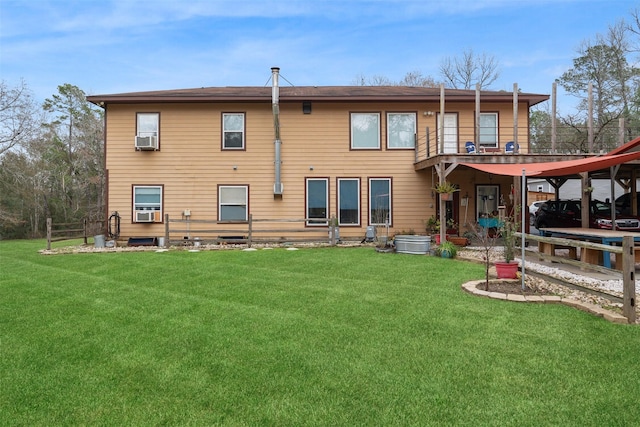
[[461, 137, 640, 177], [87, 86, 549, 106]]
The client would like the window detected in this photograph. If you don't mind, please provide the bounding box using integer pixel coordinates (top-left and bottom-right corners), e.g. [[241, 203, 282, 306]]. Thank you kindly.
[[136, 113, 159, 137], [476, 184, 499, 219], [219, 185, 248, 221], [351, 113, 380, 149], [223, 113, 245, 149], [338, 178, 360, 226], [369, 178, 391, 225], [306, 178, 328, 225], [387, 112, 416, 149], [478, 113, 498, 149], [133, 185, 162, 222]]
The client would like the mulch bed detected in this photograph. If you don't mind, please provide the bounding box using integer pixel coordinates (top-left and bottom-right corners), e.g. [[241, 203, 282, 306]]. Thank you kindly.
[[478, 280, 553, 296]]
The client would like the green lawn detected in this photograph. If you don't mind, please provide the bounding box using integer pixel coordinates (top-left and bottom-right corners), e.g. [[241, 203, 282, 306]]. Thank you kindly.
[[1, 239, 639, 426]]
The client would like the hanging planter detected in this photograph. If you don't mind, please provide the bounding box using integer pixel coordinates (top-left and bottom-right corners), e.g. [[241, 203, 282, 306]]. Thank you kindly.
[[434, 181, 459, 201]]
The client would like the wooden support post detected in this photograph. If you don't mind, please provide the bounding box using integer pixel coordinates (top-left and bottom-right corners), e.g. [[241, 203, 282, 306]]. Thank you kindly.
[[248, 214, 253, 248], [46, 218, 52, 250], [164, 214, 169, 248], [83, 218, 88, 245], [622, 236, 636, 324]]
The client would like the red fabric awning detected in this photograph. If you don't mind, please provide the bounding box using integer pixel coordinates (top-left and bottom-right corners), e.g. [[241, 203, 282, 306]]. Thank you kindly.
[[461, 150, 640, 177]]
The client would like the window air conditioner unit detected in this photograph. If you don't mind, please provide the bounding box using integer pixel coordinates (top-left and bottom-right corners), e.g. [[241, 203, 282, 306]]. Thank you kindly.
[[136, 211, 155, 222], [135, 136, 158, 150]]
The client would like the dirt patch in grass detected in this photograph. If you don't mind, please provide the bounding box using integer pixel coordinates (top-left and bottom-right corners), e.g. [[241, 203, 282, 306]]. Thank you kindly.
[[477, 280, 553, 296]]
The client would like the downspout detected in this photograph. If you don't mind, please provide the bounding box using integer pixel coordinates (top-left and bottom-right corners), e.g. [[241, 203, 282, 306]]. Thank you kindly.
[[272, 67, 283, 195]]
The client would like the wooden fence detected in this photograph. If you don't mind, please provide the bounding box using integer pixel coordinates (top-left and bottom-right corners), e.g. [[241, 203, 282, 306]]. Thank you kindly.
[[520, 232, 636, 323], [164, 214, 340, 248], [46, 218, 87, 250], [46, 218, 105, 250]]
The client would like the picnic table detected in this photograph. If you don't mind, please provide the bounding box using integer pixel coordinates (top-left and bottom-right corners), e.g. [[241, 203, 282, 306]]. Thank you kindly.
[[539, 227, 640, 269]]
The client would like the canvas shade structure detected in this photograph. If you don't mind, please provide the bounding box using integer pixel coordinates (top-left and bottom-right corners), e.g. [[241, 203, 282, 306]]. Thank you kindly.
[[461, 150, 640, 177]]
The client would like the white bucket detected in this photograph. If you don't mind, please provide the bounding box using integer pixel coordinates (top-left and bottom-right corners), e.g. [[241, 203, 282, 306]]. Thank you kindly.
[[157, 237, 165, 247]]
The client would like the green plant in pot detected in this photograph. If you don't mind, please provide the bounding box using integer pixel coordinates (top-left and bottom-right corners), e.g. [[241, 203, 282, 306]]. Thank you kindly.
[[436, 241, 457, 258], [495, 214, 519, 279], [434, 181, 459, 201], [425, 216, 439, 235]]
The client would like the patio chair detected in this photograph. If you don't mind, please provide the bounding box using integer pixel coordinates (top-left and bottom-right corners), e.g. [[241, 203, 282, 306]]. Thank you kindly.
[[505, 141, 519, 154], [465, 141, 477, 154]]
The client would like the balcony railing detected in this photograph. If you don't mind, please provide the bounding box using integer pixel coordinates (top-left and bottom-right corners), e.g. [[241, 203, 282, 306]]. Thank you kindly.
[[414, 123, 640, 163]]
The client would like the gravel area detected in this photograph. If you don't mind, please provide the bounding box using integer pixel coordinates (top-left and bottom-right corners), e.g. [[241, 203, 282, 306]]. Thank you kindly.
[[459, 245, 639, 323]]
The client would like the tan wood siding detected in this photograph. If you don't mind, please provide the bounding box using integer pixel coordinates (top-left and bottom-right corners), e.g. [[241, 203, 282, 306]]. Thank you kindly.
[[105, 101, 526, 240]]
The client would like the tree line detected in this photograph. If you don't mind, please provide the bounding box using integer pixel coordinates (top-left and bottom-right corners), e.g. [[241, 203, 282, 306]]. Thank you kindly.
[[0, 83, 104, 239], [1, 9, 640, 239]]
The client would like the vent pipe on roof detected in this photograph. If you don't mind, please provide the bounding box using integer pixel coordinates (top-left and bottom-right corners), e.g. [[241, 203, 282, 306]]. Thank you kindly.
[[272, 67, 283, 195]]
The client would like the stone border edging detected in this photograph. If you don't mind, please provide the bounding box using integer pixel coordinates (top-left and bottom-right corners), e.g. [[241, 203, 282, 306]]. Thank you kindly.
[[461, 279, 629, 324]]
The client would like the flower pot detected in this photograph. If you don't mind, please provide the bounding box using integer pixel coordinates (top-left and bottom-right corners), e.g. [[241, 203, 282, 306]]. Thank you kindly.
[[495, 261, 519, 279], [440, 192, 452, 201], [434, 234, 441, 244], [447, 236, 468, 246], [440, 249, 453, 258]]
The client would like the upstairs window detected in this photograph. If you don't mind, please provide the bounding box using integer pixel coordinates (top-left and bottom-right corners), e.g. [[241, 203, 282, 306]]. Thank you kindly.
[[219, 185, 248, 221], [223, 113, 245, 150], [351, 113, 380, 149], [479, 113, 498, 149], [135, 113, 159, 150], [306, 178, 329, 226], [136, 113, 159, 138], [387, 112, 416, 149]]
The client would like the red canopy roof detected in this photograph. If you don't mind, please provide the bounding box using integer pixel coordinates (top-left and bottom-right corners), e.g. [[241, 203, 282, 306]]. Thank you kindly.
[[462, 151, 640, 177], [462, 136, 640, 177]]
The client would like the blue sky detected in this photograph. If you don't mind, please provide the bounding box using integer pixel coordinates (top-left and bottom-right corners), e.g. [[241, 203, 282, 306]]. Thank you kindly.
[[1, 0, 636, 113]]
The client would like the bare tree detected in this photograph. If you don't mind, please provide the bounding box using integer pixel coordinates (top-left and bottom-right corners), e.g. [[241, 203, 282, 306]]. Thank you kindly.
[[0, 80, 39, 156], [352, 71, 438, 87], [439, 49, 500, 89], [397, 71, 438, 87]]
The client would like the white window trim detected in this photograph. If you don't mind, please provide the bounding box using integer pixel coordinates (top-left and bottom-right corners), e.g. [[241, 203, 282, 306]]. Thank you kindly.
[[133, 185, 162, 222], [218, 185, 248, 222], [369, 178, 392, 226], [306, 178, 329, 226], [478, 112, 498, 148], [136, 113, 159, 138], [351, 112, 380, 149], [337, 178, 360, 226], [222, 113, 245, 150], [387, 112, 416, 149]]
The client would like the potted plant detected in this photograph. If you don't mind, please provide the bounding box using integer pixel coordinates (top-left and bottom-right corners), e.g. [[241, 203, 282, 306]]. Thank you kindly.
[[425, 216, 439, 235], [434, 181, 459, 200], [435, 240, 457, 258], [495, 215, 519, 279]]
